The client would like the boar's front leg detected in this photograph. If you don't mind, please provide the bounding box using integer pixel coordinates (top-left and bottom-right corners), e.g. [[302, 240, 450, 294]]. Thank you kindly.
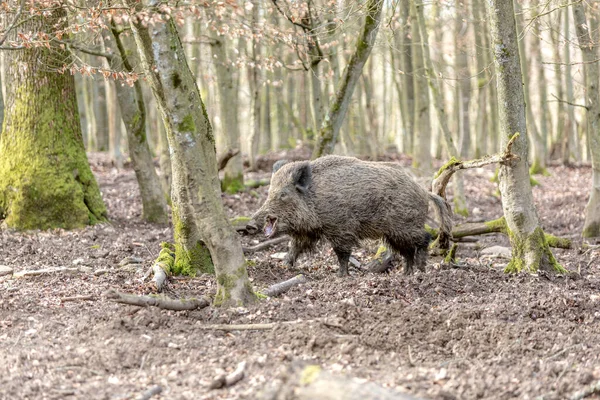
[[284, 237, 315, 268], [333, 248, 351, 277]]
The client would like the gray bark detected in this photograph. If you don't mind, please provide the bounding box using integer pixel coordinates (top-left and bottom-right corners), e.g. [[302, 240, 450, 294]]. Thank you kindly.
[[485, 0, 561, 273], [106, 25, 168, 224], [128, 0, 254, 305], [573, 3, 600, 237]]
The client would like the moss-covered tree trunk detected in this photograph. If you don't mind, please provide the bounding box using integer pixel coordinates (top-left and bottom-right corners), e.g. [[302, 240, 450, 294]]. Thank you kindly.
[[573, 3, 600, 237], [211, 38, 243, 193], [106, 25, 168, 224], [0, 9, 107, 230], [128, 0, 254, 306], [312, 0, 384, 158], [485, 0, 563, 273]]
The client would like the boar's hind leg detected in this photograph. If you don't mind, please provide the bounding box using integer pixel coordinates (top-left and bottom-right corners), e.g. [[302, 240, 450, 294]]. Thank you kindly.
[[333, 247, 352, 277], [386, 231, 430, 275]]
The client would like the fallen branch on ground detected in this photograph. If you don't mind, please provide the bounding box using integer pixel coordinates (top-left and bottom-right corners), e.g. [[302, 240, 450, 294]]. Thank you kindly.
[[242, 236, 289, 253], [245, 178, 270, 189], [14, 266, 92, 278], [262, 274, 307, 297], [208, 361, 247, 389], [105, 289, 210, 311], [198, 323, 277, 331], [217, 148, 240, 171], [61, 295, 95, 302]]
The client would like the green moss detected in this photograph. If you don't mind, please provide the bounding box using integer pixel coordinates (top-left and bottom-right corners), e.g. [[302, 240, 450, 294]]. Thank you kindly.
[[530, 176, 540, 187], [155, 243, 176, 274], [221, 173, 245, 194], [231, 216, 251, 225], [374, 245, 388, 261], [484, 216, 507, 233], [213, 266, 252, 306], [529, 160, 550, 177], [425, 224, 439, 238], [245, 259, 257, 267], [490, 167, 499, 183], [171, 209, 214, 275], [582, 221, 600, 238], [300, 365, 322, 385], [255, 291, 268, 300], [444, 243, 458, 264], [178, 114, 196, 133], [0, 59, 107, 230], [453, 199, 469, 217], [544, 233, 572, 249], [504, 227, 566, 274], [434, 156, 461, 179]]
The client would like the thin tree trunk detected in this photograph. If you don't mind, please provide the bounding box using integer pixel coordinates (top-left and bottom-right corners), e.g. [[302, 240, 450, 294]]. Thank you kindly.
[[398, 0, 414, 154], [472, 0, 488, 158], [573, 3, 600, 237], [410, 0, 432, 175], [482, 7, 499, 153], [455, 1, 472, 161], [564, 6, 578, 162], [0, 8, 107, 229], [550, 8, 566, 161], [415, 0, 467, 215], [107, 24, 168, 224], [248, 0, 261, 171], [312, 0, 384, 158], [485, 0, 563, 273], [515, 2, 546, 174], [128, 0, 255, 305], [532, 1, 550, 157], [211, 37, 243, 193]]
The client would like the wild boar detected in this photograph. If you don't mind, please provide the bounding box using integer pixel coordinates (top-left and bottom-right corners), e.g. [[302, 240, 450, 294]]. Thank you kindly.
[[248, 155, 452, 276]]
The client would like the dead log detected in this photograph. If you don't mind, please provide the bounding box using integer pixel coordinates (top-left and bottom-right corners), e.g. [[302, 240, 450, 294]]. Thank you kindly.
[[243, 236, 290, 253], [105, 289, 210, 311], [262, 274, 307, 297], [208, 361, 246, 390], [217, 148, 240, 171], [260, 362, 421, 400]]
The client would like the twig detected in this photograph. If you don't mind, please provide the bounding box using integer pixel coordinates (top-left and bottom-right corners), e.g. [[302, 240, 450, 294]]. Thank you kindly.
[[136, 385, 162, 400], [197, 323, 276, 331], [550, 93, 588, 110], [0, 0, 25, 47], [262, 274, 307, 297], [208, 361, 246, 389], [14, 267, 88, 277], [61, 295, 95, 302], [242, 236, 289, 253], [105, 290, 210, 311], [217, 148, 240, 171]]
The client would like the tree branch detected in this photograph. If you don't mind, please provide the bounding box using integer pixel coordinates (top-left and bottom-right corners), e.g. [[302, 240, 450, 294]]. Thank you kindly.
[[0, 0, 25, 47], [105, 290, 210, 311]]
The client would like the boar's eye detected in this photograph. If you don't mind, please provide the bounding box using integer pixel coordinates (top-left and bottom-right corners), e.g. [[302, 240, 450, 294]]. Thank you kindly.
[[279, 190, 289, 201]]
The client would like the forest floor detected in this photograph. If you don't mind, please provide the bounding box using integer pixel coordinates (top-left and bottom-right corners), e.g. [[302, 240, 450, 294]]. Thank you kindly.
[[1, 150, 600, 400]]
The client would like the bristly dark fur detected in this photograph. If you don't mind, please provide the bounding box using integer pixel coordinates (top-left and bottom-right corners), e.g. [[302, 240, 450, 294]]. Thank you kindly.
[[249, 155, 453, 276]]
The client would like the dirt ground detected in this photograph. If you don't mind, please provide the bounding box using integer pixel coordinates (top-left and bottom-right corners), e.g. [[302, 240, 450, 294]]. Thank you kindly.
[[2, 151, 600, 400]]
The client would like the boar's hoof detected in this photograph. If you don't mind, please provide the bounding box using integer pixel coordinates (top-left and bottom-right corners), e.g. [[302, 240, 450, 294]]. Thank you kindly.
[[246, 220, 259, 234], [337, 268, 349, 277], [283, 254, 295, 268]]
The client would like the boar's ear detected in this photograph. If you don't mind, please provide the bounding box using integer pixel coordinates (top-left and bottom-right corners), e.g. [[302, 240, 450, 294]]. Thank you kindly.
[[272, 159, 290, 174], [292, 162, 312, 194]]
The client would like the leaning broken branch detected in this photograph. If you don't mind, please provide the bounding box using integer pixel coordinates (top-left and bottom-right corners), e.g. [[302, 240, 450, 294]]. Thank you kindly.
[[217, 148, 240, 172], [432, 133, 520, 199], [105, 289, 210, 311]]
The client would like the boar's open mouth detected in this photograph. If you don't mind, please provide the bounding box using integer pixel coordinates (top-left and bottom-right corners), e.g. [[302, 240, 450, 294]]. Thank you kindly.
[[264, 216, 278, 237]]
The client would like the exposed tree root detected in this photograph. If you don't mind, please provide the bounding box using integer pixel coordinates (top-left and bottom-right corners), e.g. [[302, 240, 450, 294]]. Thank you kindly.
[[105, 289, 210, 311], [208, 361, 246, 390], [217, 148, 240, 171], [242, 236, 289, 253], [262, 274, 307, 297]]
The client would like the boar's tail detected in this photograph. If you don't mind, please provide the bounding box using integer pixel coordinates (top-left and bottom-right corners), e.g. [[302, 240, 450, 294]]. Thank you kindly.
[[428, 193, 453, 238]]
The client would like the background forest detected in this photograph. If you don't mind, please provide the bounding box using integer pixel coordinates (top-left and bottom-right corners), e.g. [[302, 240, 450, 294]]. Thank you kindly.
[[1, 0, 600, 399]]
